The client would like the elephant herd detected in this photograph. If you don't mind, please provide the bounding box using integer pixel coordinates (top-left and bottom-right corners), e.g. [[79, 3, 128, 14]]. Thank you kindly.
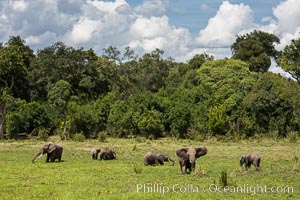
[[32, 142, 261, 174]]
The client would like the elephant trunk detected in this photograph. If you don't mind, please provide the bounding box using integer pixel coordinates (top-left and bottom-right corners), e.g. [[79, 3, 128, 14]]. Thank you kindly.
[[191, 160, 196, 171], [32, 150, 43, 163], [168, 158, 175, 166]]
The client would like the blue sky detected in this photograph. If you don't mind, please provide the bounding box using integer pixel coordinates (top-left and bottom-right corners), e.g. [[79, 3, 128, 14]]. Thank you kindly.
[[165, 0, 283, 34], [114, 0, 283, 35], [0, 0, 299, 65]]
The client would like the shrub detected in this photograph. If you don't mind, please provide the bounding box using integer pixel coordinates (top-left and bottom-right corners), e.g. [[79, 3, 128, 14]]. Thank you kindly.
[[219, 169, 228, 187], [133, 163, 143, 174], [287, 132, 298, 143], [37, 128, 49, 141], [132, 144, 137, 151], [73, 133, 85, 142], [98, 132, 107, 142], [187, 129, 206, 141]]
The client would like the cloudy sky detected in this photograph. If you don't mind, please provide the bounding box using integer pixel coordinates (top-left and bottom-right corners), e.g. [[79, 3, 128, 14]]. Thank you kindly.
[[1, 0, 300, 63]]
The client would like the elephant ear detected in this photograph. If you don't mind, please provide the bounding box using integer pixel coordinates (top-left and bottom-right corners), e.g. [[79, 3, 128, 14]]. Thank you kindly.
[[48, 143, 57, 153], [157, 154, 164, 162], [176, 148, 188, 159], [240, 155, 246, 165], [195, 146, 207, 158]]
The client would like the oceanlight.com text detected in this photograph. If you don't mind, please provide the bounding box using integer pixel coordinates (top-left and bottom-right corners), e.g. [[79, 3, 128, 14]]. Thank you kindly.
[[136, 183, 294, 195]]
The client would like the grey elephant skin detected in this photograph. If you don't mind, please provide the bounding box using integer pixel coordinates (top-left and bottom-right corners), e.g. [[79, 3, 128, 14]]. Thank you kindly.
[[144, 152, 175, 166], [99, 148, 116, 160], [32, 142, 63, 163], [91, 148, 101, 160], [240, 153, 261, 171], [176, 146, 207, 175]]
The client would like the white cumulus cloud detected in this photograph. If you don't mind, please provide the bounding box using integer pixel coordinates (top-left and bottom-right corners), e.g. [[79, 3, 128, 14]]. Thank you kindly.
[[134, 0, 168, 17], [0, 0, 299, 62], [11, 0, 28, 12], [273, 0, 300, 34], [196, 1, 254, 48]]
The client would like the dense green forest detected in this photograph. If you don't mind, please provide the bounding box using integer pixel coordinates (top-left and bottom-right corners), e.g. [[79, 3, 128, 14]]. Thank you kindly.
[[0, 30, 300, 140]]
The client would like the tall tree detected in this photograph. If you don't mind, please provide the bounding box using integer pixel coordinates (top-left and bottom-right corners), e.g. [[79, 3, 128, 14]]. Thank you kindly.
[[188, 53, 214, 69], [30, 42, 107, 102], [0, 88, 14, 139], [0, 36, 33, 139], [276, 38, 300, 83], [231, 30, 280, 73], [48, 80, 72, 139], [0, 36, 34, 99], [243, 72, 300, 136], [196, 59, 257, 135], [138, 49, 170, 93]]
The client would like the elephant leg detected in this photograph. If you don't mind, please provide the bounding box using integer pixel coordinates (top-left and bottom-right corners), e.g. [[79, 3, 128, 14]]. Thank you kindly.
[[185, 161, 192, 174], [179, 160, 185, 174], [182, 165, 186, 175], [255, 159, 260, 171], [192, 162, 196, 172], [50, 155, 55, 162], [46, 154, 50, 162], [246, 163, 251, 170]]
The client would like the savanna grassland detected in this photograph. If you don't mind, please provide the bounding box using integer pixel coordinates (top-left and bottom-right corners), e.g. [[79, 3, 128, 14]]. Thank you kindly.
[[0, 137, 299, 200]]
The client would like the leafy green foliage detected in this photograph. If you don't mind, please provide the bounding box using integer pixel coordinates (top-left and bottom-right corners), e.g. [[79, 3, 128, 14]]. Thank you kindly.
[[231, 30, 279, 72], [72, 133, 85, 142], [188, 53, 214, 69], [276, 38, 300, 83], [0, 36, 34, 100], [196, 59, 257, 135], [243, 72, 300, 137], [208, 104, 228, 135], [138, 109, 164, 138], [1, 34, 300, 140], [48, 80, 72, 139], [5, 100, 54, 139]]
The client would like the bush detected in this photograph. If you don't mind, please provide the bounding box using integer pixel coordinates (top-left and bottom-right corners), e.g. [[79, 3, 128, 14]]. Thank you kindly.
[[73, 133, 85, 142], [133, 163, 143, 174], [287, 132, 298, 143], [98, 132, 107, 142], [132, 144, 137, 151], [187, 129, 206, 141], [37, 128, 49, 141], [219, 169, 228, 187]]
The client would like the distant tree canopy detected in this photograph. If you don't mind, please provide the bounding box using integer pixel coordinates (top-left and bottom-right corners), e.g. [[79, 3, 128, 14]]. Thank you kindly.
[[1, 32, 300, 140], [276, 38, 300, 84], [231, 30, 280, 73]]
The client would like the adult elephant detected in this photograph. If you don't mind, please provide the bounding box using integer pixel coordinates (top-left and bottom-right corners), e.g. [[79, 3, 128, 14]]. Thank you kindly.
[[99, 148, 116, 160], [144, 152, 175, 166], [32, 142, 63, 163], [176, 146, 207, 175]]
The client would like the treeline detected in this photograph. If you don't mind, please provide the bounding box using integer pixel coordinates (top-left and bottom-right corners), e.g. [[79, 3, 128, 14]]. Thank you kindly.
[[0, 30, 300, 140]]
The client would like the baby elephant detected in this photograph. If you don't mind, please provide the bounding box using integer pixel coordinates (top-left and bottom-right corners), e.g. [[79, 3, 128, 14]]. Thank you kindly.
[[144, 152, 175, 166], [91, 148, 101, 160], [240, 153, 261, 171], [99, 148, 116, 160]]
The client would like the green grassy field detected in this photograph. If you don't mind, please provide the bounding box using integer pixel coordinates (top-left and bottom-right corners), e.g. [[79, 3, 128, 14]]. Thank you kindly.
[[0, 137, 299, 200]]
